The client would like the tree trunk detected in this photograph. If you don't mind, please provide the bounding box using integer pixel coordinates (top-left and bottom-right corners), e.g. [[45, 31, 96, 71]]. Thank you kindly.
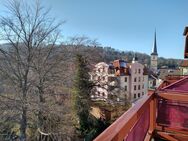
[[20, 106, 27, 141], [38, 86, 45, 131], [20, 81, 28, 141]]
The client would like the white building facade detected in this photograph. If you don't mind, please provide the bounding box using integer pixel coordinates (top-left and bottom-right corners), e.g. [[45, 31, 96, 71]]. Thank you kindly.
[[128, 60, 148, 101], [90, 62, 115, 101], [116, 58, 148, 102]]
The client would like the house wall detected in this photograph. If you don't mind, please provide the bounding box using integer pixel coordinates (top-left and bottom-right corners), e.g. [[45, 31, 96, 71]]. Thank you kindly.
[[180, 67, 188, 75], [143, 75, 148, 96], [119, 76, 130, 100], [91, 62, 109, 101], [129, 62, 148, 101], [148, 79, 154, 89]]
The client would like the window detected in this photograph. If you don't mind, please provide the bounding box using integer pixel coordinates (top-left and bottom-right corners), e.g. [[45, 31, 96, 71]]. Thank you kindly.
[[97, 92, 100, 96], [134, 94, 136, 99], [134, 85, 136, 90], [134, 77, 137, 82], [138, 85, 140, 90], [135, 69, 137, 74], [138, 69, 141, 74], [102, 77, 105, 81], [98, 76, 100, 81], [143, 77, 144, 82], [138, 93, 140, 98], [125, 86, 127, 91], [142, 84, 144, 89], [139, 77, 141, 82], [142, 92, 144, 95], [102, 92, 105, 97], [124, 77, 127, 82]]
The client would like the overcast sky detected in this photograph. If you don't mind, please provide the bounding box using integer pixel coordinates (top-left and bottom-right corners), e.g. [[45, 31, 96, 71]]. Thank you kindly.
[[0, 0, 188, 59]]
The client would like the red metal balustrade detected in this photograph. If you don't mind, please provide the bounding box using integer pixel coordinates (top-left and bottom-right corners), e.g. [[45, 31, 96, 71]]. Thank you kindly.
[[94, 92, 156, 141], [94, 77, 188, 141]]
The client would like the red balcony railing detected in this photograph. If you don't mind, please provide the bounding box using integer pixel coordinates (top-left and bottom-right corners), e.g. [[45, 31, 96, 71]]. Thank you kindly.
[[94, 91, 156, 141], [94, 82, 188, 141]]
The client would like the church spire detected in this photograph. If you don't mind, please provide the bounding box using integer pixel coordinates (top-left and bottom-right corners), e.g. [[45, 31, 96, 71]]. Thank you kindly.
[[151, 30, 158, 56]]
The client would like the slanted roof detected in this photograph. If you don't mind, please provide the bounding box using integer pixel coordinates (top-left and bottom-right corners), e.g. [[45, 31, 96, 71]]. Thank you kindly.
[[95, 62, 109, 67]]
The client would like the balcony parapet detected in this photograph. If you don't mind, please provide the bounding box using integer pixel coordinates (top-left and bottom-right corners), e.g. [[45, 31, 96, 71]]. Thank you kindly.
[[94, 92, 155, 141]]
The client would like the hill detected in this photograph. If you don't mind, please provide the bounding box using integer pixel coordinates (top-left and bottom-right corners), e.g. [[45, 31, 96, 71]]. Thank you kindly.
[[61, 45, 182, 69]]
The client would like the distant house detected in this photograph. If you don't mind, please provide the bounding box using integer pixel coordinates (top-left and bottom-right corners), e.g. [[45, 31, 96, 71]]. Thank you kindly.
[[159, 68, 181, 80], [90, 62, 116, 101], [148, 73, 163, 90], [180, 60, 188, 75]]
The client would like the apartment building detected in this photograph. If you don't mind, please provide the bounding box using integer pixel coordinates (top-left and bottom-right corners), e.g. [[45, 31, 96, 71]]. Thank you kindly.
[[90, 62, 116, 101]]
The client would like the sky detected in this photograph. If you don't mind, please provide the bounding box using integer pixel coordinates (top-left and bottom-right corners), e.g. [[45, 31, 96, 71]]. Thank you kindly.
[[0, 0, 188, 59]]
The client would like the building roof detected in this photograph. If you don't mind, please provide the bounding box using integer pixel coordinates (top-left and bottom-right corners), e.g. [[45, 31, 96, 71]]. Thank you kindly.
[[183, 26, 188, 36], [180, 60, 188, 67], [95, 62, 109, 67], [110, 60, 148, 76], [151, 31, 158, 56]]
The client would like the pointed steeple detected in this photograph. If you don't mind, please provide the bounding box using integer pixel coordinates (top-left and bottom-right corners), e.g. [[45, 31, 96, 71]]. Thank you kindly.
[[151, 30, 158, 56]]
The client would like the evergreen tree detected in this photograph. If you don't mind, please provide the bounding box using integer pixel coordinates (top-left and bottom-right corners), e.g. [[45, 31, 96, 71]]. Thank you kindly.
[[74, 54, 92, 136]]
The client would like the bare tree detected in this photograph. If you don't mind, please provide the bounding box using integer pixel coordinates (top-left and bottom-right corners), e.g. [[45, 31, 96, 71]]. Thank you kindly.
[[0, 0, 62, 140]]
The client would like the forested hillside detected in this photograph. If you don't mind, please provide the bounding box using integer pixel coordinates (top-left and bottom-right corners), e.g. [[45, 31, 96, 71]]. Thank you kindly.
[[61, 45, 182, 69]]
